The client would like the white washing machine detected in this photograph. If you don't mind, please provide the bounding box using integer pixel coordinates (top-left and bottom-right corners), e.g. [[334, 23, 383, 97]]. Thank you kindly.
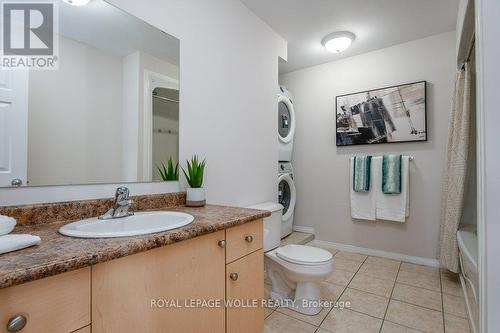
[[278, 86, 295, 162], [278, 162, 296, 238]]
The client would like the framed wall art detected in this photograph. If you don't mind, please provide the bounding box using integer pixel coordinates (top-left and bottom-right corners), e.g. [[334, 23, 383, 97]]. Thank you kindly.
[[336, 81, 427, 146]]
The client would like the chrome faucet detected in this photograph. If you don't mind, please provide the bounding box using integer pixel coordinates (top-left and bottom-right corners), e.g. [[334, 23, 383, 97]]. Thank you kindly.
[[99, 187, 135, 220]]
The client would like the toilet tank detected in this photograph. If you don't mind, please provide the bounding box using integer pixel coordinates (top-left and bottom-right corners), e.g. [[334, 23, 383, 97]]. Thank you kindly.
[[246, 202, 283, 252]]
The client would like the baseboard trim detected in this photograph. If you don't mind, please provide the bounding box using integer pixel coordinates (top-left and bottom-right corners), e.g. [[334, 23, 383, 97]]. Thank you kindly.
[[312, 239, 440, 268], [292, 225, 316, 234]]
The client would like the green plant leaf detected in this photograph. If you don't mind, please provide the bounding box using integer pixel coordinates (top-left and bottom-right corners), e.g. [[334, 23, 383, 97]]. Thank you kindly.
[[156, 162, 166, 181], [182, 155, 206, 188], [157, 157, 179, 181], [181, 167, 190, 186]]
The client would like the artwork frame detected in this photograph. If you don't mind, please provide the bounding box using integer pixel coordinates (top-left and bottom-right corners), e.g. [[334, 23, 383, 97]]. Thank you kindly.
[[336, 80, 427, 146]]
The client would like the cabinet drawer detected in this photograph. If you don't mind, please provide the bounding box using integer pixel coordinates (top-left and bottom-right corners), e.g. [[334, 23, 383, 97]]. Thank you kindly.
[[0, 267, 91, 333], [226, 219, 263, 263], [226, 250, 264, 333]]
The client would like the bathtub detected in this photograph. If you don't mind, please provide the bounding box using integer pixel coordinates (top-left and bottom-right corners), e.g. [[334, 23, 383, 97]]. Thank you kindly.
[[457, 225, 479, 333]]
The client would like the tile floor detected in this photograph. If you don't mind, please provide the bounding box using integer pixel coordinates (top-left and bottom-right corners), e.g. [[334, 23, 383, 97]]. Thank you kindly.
[[280, 231, 315, 246], [264, 242, 471, 333]]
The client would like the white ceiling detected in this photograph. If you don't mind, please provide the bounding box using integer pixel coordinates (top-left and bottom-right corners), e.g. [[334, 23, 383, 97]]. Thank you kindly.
[[59, 0, 179, 65], [240, 0, 459, 73]]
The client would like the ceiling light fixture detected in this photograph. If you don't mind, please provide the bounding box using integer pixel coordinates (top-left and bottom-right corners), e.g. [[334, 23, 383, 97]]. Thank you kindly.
[[62, 0, 92, 6], [322, 31, 356, 53]]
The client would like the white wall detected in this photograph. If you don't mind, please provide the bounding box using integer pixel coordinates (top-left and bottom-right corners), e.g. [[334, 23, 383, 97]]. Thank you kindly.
[[108, 0, 286, 207], [28, 36, 124, 186], [0, 0, 286, 206], [122, 51, 141, 182], [280, 32, 455, 260], [476, 0, 500, 331]]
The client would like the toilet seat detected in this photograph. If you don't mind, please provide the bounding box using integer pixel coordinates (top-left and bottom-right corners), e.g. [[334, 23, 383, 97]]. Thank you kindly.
[[276, 244, 332, 266]]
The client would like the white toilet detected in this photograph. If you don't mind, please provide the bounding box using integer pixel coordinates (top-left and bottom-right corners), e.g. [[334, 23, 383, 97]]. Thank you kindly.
[[247, 202, 334, 316]]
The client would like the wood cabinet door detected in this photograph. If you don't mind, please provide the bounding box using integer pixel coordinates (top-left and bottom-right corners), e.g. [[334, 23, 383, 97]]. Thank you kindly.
[[73, 326, 90, 333], [0, 268, 91, 333], [92, 231, 226, 333], [226, 250, 264, 333]]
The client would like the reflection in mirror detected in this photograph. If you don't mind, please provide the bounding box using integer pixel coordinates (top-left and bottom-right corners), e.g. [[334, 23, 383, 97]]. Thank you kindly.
[[152, 87, 179, 182], [0, 0, 179, 187]]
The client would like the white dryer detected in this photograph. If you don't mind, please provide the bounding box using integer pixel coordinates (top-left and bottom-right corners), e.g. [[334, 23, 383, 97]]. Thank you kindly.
[[278, 86, 295, 162], [278, 162, 296, 238]]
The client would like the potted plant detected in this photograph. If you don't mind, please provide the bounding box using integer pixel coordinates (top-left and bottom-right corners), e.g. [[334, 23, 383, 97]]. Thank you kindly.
[[157, 157, 179, 181], [182, 155, 206, 207]]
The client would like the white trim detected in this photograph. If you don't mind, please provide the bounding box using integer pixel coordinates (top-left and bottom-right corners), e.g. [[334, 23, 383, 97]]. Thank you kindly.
[[292, 225, 315, 234], [312, 239, 440, 267], [143, 70, 179, 181], [475, 0, 486, 331]]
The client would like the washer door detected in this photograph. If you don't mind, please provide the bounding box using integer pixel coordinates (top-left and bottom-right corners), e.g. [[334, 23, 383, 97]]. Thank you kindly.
[[278, 94, 296, 144], [278, 174, 296, 221]]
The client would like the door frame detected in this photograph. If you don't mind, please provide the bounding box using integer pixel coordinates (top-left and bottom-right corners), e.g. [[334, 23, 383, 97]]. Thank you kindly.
[[475, 0, 500, 331]]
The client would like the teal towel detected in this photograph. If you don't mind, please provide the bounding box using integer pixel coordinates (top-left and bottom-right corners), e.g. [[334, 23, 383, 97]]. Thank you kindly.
[[382, 154, 402, 194], [353, 155, 372, 192]]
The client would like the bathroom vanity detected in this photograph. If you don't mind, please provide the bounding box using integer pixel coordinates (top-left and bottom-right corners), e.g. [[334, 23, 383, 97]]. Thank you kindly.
[[0, 193, 268, 333]]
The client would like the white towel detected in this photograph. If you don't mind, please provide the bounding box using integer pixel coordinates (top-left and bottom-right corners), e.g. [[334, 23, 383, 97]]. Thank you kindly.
[[0, 215, 16, 235], [0, 234, 41, 255], [350, 156, 378, 220], [375, 156, 410, 222]]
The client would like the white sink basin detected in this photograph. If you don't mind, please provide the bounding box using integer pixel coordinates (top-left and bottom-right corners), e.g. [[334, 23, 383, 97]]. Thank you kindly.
[[59, 211, 194, 238]]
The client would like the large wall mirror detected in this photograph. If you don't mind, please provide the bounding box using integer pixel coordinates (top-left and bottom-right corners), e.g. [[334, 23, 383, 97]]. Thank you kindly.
[[0, 0, 179, 187]]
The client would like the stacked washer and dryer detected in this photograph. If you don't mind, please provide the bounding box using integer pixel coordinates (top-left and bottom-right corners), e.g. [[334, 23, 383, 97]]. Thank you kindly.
[[241, 88, 334, 315], [278, 86, 297, 238]]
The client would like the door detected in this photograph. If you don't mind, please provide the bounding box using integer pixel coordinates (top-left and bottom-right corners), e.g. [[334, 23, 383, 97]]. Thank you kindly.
[[0, 69, 28, 187], [226, 250, 264, 333], [278, 173, 296, 237], [92, 231, 226, 333], [0, 268, 91, 333], [278, 94, 295, 143]]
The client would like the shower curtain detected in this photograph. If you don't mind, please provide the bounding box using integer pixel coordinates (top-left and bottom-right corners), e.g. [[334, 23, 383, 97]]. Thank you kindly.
[[439, 63, 472, 273]]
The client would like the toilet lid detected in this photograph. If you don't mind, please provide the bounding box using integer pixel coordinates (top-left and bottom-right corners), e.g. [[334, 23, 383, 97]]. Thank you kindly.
[[276, 244, 332, 265]]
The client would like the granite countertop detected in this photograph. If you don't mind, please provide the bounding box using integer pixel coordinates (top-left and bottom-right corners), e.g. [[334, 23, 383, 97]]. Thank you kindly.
[[0, 204, 270, 289]]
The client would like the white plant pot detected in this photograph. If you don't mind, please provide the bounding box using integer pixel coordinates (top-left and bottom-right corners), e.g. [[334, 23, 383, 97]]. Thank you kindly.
[[186, 187, 206, 207]]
